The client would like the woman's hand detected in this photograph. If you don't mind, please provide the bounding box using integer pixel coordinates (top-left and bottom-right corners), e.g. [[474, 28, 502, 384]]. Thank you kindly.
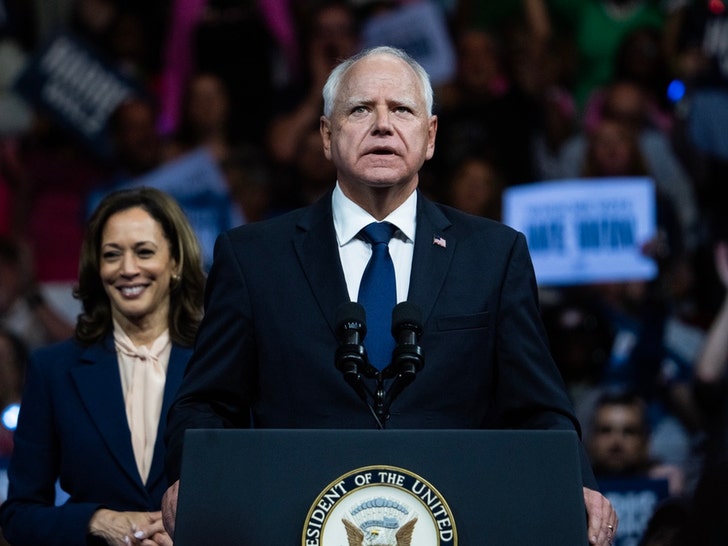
[[88, 509, 171, 545]]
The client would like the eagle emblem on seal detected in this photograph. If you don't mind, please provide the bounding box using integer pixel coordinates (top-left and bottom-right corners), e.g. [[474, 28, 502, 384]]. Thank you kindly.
[[341, 497, 418, 546]]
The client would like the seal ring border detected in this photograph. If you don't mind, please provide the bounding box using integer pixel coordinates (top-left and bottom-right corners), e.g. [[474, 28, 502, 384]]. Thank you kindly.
[[301, 464, 458, 545]]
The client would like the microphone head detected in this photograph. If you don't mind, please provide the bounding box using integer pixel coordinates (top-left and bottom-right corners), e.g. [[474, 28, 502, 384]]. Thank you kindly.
[[336, 301, 367, 337], [391, 302, 423, 336]]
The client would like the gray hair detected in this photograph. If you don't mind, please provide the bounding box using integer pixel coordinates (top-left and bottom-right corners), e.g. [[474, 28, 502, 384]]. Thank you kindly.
[[321, 46, 434, 118]]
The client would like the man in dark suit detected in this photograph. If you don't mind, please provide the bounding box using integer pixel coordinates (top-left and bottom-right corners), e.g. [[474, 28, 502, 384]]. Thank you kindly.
[[162, 46, 618, 545]]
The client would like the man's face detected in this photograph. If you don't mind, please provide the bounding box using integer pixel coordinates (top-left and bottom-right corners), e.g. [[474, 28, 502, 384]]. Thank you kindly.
[[589, 404, 649, 475], [320, 54, 437, 197]]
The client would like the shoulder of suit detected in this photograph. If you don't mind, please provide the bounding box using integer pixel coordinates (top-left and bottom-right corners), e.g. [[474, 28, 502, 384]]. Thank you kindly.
[[32, 337, 84, 359], [432, 202, 519, 238], [224, 205, 313, 242], [29, 337, 93, 374]]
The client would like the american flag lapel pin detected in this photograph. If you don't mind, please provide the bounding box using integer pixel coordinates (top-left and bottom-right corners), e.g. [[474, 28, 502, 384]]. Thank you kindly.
[[433, 234, 447, 248]]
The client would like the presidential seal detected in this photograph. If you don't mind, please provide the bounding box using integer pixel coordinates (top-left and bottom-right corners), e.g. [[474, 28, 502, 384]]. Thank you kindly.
[[302, 465, 457, 546]]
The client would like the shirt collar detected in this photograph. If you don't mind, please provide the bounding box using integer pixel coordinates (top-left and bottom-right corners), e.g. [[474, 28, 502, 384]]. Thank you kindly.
[[332, 182, 417, 246]]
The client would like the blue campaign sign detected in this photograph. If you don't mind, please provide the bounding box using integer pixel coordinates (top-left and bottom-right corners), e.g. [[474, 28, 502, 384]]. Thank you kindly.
[[361, 1, 456, 85], [13, 31, 142, 158], [597, 477, 670, 546], [88, 149, 239, 270], [502, 178, 658, 286]]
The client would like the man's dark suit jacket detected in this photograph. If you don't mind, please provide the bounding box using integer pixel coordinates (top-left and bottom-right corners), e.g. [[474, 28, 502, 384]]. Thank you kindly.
[[165, 190, 596, 487], [0, 336, 191, 546]]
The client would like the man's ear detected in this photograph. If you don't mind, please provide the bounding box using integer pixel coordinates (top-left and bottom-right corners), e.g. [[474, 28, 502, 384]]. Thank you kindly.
[[425, 115, 438, 160], [320, 116, 333, 160]]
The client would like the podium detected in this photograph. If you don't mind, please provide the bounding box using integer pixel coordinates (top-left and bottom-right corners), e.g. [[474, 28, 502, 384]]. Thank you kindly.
[[174, 429, 588, 545]]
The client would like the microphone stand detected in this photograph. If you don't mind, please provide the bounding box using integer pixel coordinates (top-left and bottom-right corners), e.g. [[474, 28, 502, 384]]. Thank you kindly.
[[335, 342, 387, 429], [335, 302, 424, 430], [381, 343, 424, 421]]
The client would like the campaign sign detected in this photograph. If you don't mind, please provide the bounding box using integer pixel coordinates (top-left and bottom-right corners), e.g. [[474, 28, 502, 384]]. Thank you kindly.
[[502, 178, 658, 286], [129, 149, 236, 269], [361, 1, 456, 85], [89, 149, 236, 270], [597, 477, 670, 546], [13, 31, 140, 158]]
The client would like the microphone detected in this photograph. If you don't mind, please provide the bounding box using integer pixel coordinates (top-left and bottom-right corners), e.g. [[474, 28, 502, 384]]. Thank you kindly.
[[382, 302, 425, 411], [335, 302, 371, 402], [335, 302, 385, 429], [390, 302, 424, 376], [336, 301, 366, 348]]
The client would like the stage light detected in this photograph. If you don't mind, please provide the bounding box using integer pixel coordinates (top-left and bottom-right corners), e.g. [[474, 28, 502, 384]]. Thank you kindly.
[[667, 79, 686, 103], [1, 403, 20, 431]]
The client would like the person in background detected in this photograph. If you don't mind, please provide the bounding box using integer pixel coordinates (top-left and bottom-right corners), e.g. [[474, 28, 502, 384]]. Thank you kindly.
[[0, 187, 205, 546], [446, 155, 504, 221], [219, 146, 276, 224], [693, 226, 728, 470], [544, 0, 666, 110], [105, 98, 164, 188], [432, 26, 541, 186], [541, 296, 614, 428], [559, 80, 699, 250], [586, 389, 686, 546], [586, 389, 685, 496], [664, 0, 728, 213], [162, 72, 234, 164], [266, 1, 361, 169], [161, 45, 617, 545], [636, 497, 690, 546], [0, 237, 74, 351], [673, 460, 728, 546]]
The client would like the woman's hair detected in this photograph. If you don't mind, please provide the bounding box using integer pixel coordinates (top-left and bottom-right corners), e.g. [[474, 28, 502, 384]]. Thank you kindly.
[[74, 187, 205, 346]]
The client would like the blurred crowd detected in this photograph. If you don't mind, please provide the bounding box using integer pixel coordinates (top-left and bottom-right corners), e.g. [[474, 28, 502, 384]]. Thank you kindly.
[[1, 0, 728, 544]]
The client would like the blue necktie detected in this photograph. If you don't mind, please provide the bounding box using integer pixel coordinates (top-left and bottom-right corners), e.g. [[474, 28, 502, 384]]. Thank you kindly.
[[358, 222, 397, 370]]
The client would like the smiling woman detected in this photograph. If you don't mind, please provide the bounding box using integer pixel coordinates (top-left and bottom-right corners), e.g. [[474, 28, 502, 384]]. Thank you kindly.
[[76, 187, 205, 347], [0, 187, 205, 546], [99, 207, 178, 343]]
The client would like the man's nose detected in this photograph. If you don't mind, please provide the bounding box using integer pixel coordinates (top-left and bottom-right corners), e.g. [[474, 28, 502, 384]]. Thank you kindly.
[[372, 107, 393, 134]]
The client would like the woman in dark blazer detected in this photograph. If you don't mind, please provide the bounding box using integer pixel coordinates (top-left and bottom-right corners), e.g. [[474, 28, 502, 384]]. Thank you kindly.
[[0, 187, 205, 546]]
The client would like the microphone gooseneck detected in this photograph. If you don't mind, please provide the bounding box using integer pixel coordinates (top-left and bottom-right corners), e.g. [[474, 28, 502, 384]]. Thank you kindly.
[[335, 302, 384, 428], [382, 302, 425, 414], [334, 301, 425, 429]]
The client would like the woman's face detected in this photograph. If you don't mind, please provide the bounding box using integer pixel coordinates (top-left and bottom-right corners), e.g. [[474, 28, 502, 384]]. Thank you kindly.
[[99, 207, 177, 330], [590, 120, 635, 176], [186, 74, 229, 131], [450, 159, 498, 217]]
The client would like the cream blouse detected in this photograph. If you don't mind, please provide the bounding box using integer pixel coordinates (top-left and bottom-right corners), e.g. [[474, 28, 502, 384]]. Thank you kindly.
[[113, 321, 171, 484]]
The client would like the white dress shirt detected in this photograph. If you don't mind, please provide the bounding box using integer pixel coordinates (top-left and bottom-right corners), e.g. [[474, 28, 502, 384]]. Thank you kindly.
[[332, 182, 416, 303]]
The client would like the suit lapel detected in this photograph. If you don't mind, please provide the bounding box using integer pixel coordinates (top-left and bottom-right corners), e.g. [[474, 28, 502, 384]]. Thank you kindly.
[[294, 193, 350, 335], [71, 339, 141, 487], [408, 195, 455, 323], [146, 344, 190, 492]]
